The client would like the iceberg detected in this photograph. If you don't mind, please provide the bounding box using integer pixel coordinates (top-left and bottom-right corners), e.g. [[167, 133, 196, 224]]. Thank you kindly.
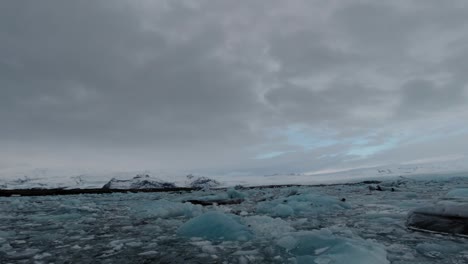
[[277, 229, 389, 264], [407, 201, 468, 236], [177, 211, 252, 241]]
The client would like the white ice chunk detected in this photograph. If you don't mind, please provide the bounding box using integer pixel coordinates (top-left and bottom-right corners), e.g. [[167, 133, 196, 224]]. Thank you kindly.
[[242, 215, 294, 238]]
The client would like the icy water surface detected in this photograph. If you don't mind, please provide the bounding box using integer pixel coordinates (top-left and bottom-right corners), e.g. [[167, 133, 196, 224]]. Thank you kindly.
[[1, 177, 468, 263]]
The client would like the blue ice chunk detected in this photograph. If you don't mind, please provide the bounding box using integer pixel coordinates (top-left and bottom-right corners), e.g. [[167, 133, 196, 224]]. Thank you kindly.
[[271, 204, 294, 217], [226, 188, 246, 199], [177, 211, 253, 241], [279, 229, 389, 264], [446, 188, 468, 199]]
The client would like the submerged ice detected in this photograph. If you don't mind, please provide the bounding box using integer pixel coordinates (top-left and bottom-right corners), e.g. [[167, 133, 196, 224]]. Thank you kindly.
[[1, 176, 468, 263]]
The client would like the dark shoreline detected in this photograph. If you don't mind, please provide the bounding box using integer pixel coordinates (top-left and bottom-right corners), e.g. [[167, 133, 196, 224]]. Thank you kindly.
[[0, 180, 381, 197]]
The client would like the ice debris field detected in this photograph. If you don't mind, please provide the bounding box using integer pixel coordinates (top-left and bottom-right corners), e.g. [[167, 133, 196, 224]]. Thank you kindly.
[[1, 176, 468, 263]]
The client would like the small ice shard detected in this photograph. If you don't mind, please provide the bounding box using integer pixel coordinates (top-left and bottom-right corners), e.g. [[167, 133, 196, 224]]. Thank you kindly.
[[177, 211, 253, 241], [138, 250, 158, 256]]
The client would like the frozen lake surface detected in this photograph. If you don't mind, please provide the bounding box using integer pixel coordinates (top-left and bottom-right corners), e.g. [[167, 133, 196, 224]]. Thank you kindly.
[[1, 176, 468, 263]]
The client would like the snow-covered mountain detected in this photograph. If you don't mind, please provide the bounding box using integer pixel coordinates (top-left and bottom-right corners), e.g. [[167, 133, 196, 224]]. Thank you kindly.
[[1, 156, 467, 190], [102, 174, 176, 189], [185, 174, 221, 189]]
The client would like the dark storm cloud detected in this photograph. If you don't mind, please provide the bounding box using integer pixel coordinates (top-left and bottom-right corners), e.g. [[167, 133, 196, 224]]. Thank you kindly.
[[0, 1, 262, 149], [1, 0, 468, 174]]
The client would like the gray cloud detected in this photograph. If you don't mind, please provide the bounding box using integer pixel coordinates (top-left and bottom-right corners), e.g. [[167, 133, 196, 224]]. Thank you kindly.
[[1, 0, 468, 175]]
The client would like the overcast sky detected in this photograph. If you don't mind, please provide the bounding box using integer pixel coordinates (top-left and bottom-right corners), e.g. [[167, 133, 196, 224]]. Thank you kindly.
[[1, 0, 468, 176]]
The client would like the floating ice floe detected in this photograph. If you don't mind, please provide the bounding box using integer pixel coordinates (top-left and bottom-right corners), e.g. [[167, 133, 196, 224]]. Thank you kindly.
[[177, 211, 253, 241]]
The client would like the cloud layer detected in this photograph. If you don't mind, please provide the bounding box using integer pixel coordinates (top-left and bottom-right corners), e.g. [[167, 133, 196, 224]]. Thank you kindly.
[[1, 0, 468, 175]]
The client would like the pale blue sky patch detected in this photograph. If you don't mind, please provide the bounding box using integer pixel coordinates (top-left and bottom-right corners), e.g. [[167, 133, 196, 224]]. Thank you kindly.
[[347, 137, 399, 157], [252, 125, 339, 160], [281, 125, 338, 150], [351, 137, 371, 146], [255, 151, 292, 159], [253, 125, 338, 159]]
